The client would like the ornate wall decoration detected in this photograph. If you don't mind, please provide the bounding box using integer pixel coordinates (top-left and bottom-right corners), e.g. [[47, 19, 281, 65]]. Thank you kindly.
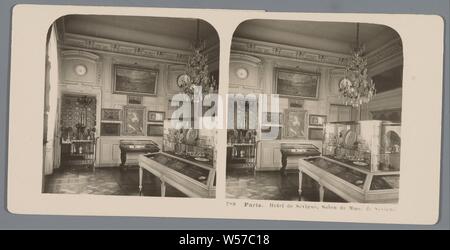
[[62, 33, 191, 64]]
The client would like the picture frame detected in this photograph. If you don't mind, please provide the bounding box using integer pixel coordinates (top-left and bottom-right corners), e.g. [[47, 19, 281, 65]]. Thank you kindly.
[[100, 123, 121, 136], [113, 64, 159, 96], [127, 95, 143, 105], [122, 106, 145, 136], [288, 98, 305, 109], [370, 108, 402, 123], [308, 127, 324, 140], [283, 109, 308, 139], [148, 111, 165, 122], [101, 109, 121, 121], [147, 123, 164, 137], [309, 114, 327, 127], [275, 68, 320, 99]]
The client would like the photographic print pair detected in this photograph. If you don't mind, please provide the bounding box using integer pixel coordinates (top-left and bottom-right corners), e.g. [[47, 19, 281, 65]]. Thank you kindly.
[[7, 5, 444, 225]]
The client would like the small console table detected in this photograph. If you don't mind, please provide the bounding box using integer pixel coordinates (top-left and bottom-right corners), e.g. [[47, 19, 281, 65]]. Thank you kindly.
[[119, 140, 160, 169]]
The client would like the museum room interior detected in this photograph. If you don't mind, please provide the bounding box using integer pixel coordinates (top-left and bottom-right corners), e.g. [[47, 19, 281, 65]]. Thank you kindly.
[[225, 20, 403, 203], [42, 15, 219, 198]]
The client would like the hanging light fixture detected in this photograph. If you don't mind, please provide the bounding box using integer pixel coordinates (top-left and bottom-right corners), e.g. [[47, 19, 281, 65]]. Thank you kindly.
[[339, 23, 376, 107], [178, 19, 216, 98]]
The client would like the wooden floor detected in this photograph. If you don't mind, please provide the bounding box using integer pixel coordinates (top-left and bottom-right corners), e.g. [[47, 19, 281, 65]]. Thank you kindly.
[[44, 165, 186, 197]]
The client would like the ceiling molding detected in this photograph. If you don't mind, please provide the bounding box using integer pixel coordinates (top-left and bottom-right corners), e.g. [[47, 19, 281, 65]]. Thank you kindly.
[[366, 38, 403, 68], [231, 37, 403, 69], [232, 37, 349, 67], [61, 33, 192, 64], [61, 32, 220, 65], [230, 53, 262, 67]]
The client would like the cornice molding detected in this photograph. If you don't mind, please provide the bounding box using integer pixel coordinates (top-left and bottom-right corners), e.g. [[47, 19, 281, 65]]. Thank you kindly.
[[366, 38, 403, 68], [231, 37, 403, 69], [62, 50, 100, 61], [61, 32, 220, 65], [230, 53, 262, 66], [62, 33, 192, 64], [232, 37, 348, 67]]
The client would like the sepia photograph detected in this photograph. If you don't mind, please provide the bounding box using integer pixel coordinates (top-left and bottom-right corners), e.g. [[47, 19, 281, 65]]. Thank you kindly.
[[42, 15, 219, 198], [226, 20, 403, 204], [6, 4, 444, 226]]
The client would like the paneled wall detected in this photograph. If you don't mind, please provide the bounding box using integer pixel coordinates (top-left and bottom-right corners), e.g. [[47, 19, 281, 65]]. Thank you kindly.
[[229, 37, 403, 171], [59, 45, 218, 167]]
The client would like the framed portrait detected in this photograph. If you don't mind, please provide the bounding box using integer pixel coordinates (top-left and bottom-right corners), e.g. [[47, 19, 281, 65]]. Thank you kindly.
[[113, 64, 158, 96], [147, 124, 164, 137], [309, 115, 327, 127], [308, 128, 324, 141], [100, 123, 121, 136], [101, 109, 121, 121], [127, 95, 143, 105], [148, 111, 165, 122], [283, 109, 308, 139], [275, 68, 320, 99], [123, 106, 145, 136]]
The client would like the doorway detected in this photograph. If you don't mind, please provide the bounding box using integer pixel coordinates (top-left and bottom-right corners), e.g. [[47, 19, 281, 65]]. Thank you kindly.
[[59, 94, 97, 169]]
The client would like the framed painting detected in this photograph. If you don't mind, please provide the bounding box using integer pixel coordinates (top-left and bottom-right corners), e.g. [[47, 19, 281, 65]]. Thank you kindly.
[[123, 106, 145, 136], [101, 109, 121, 121], [113, 64, 158, 96], [309, 114, 327, 127], [283, 109, 308, 139], [147, 124, 164, 137], [275, 68, 320, 99], [308, 128, 324, 140], [127, 95, 143, 105], [148, 111, 165, 122], [371, 108, 402, 122], [100, 123, 121, 136], [288, 98, 305, 109]]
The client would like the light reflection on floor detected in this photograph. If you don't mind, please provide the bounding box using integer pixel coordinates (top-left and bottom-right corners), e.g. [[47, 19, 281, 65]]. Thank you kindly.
[[226, 168, 344, 202]]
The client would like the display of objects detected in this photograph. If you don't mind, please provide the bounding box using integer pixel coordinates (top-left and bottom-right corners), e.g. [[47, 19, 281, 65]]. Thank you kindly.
[[299, 120, 401, 203], [139, 152, 216, 198], [321, 120, 401, 172]]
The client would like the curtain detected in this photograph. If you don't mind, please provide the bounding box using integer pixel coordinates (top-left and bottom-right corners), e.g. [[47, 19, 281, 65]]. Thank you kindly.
[[43, 24, 60, 176]]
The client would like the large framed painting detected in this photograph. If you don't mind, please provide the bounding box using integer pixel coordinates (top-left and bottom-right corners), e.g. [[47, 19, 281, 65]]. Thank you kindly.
[[283, 109, 308, 139], [113, 64, 159, 96], [123, 106, 145, 136], [275, 68, 320, 99]]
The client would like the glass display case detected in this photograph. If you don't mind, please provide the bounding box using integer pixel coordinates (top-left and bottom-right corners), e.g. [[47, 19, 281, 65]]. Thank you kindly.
[[137, 122, 216, 198], [300, 156, 400, 203], [298, 120, 401, 203], [322, 120, 401, 172]]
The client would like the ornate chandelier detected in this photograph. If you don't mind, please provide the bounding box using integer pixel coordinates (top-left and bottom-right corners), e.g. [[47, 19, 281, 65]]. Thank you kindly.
[[339, 23, 376, 107], [178, 20, 216, 98]]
